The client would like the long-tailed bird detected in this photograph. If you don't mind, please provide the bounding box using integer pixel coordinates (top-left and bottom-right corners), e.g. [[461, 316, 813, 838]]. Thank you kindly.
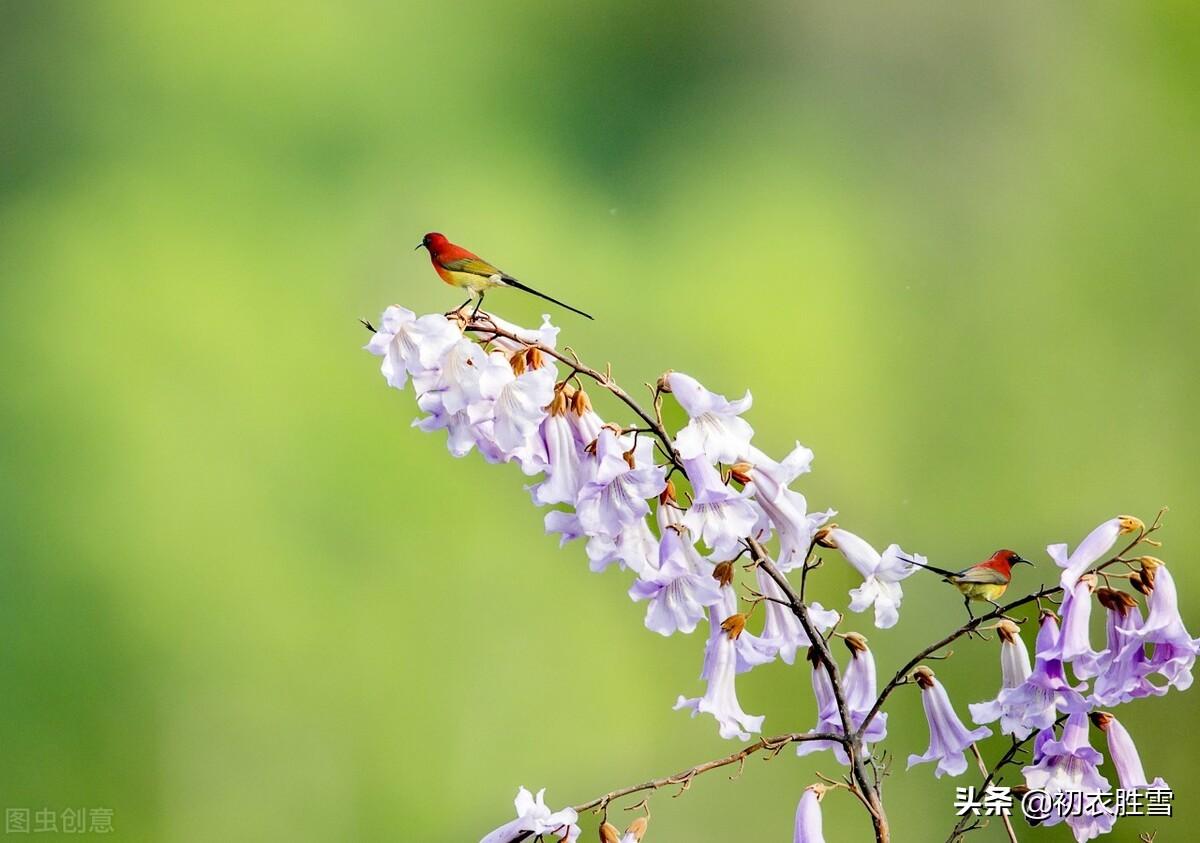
[[416, 232, 593, 320], [903, 550, 1035, 619]]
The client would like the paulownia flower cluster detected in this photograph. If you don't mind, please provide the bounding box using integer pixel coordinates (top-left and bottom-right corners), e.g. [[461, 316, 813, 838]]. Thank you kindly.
[[364, 305, 1194, 843]]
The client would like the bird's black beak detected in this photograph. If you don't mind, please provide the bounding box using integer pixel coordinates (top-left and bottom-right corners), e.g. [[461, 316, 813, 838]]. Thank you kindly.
[[414, 242, 425, 251], [1014, 555, 1035, 566]]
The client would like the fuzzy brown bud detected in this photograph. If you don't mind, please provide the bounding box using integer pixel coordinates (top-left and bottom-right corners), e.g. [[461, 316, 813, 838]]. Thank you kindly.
[[713, 560, 735, 587], [912, 665, 936, 689], [508, 350, 527, 375], [656, 370, 674, 393], [525, 347, 545, 370], [1096, 587, 1138, 613], [843, 632, 870, 655], [721, 613, 747, 640], [599, 822, 621, 843], [728, 462, 754, 486], [625, 817, 648, 841], [548, 388, 570, 417], [571, 388, 593, 416], [1089, 711, 1114, 731], [995, 619, 1022, 644], [1117, 515, 1145, 535], [660, 478, 678, 506], [813, 525, 838, 548]]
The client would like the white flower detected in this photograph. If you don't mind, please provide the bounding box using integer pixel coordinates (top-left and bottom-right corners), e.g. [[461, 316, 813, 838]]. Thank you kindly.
[[413, 335, 487, 416], [819, 527, 918, 629], [667, 371, 754, 464], [968, 620, 1035, 738], [629, 528, 722, 635], [585, 517, 659, 576], [680, 457, 758, 558], [364, 306, 460, 390], [754, 564, 837, 665], [575, 430, 667, 541], [479, 786, 579, 843], [793, 786, 828, 843], [674, 597, 766, 740], [740, 444, 832, 571], [529, 392, 585, 506], [907, 667, 992, 778], [476, 352, 558, 455]]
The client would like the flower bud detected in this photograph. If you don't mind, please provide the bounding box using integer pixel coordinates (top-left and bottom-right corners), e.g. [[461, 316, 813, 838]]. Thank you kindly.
[[625, 816, 648, 840], [548, 388, 570, 417], [843, 631, 869, 655], [995, 618, 1022, 643], [721, 613, 747, 640], [1117, 515, 1145, 535], [813, 525, 837, 549], [1089, 711, 1114, 731], [1096, 587, 1138, 612], [728, 462, 753, 486], [599, 822, 621, 843], [571, 388, 593, 416], [713, 560, 735, 587], [508, 350, 527, 375], [656, 370, 674, 393], [525, 347, 545, 370], [912, 665, 936, 689], [659, 478, 678, 506]]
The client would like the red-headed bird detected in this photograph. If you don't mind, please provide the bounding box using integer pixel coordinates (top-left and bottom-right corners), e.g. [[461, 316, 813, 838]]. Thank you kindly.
[[416, 232, 593, 320], [903, 550, 1035, 619]]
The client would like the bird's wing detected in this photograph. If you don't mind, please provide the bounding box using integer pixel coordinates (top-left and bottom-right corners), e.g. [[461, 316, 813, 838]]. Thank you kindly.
[[951, 567, 1010, 586], [440, 256, 505, 278]]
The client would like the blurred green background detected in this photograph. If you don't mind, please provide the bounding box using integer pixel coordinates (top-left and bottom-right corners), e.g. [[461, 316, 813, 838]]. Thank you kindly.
[[1, 1, 1197, 840]]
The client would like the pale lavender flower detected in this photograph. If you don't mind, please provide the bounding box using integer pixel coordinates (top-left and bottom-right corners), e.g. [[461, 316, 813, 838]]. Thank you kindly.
[[576, 430, 666, 540], [738, 444, 832, 571], [479, 786, 580, 843], [1090, 588, 1166, 706], [529, 391, 585, 506], [364, 306, 460, 390], [1054, 575, 1107, 680], [753, 564, 837, 665], [795, 650, 844, 761], [793, 786, 827, 843], [680, 457, 758, 558], [1022, 713, 1115, 841], [667, 371, 754, 464], [1090, 712, 1167, 791], [543, 510, 584, 546], [585, 516, 659, 576], [907, 667, 991, 778], [817, 527, 919, 629], [1123, 559, 1199, 691], [1047, 515, 1143, 592], [414, 388, 489, 458], [477, 312, 561, 355], [996, 613, 1088, 733], [475, 352, 557, 472], [413, 335, 487, 416], [843, 633, 888, 747], [674, 598, 766, 740], [968, 619, 1035, 739], [630, 528, 723, 636]]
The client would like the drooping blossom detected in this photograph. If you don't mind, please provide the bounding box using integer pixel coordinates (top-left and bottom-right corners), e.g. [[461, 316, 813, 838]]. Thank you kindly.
[[364, 306, 460, 390], [1123, 557, 1199, 691], [795, 648, 845, 761], [599, 817, 648, 843], [1090, 711, 1167, 791], [736, 444, 833, 571], [1090, 588, 1166, 706], [1022, 713, 1115, 841], [792, 785, 828, 843], [478, 786, 580, 843], [674, 596, 766, 740], [666, 371, 754, 464], [530, 389, 586, 506], [753, 563, 838, 665], [906, 667, 991, 778], [842, 633, 888, 749], [996, 612, 1088, 733], [475, 351, 557, 470], [1047, 515, 1143, 592], [968, 619, 1035, 738], [1053, 574, 1107, 680], [680, 457, 758, 557], [629, 527, 723, 636], [575, 430, 666, 543], [815, 527, 919, 629]]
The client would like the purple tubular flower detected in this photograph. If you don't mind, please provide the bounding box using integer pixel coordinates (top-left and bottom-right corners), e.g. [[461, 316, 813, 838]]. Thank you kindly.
[[996, 613, 1089, 733], [476, 352, 558, 464], [753, 564, 837, 665], [1054, 575, 1107, 680], [1090, 712, 1167, 791], [667, 371, 754, 465], [795, 649, 845, 762], [679, 457, 758, 558], [629, 527, 723, 636], [364, 306, 460, 390], [1122, 559, 1199, 691], [478, 787, 580, 843], [674, 595, 766, 741], [584, 516, 659, 576], [969, 619, 1035, 739], [793, 785, 828, 843], [1090, 588, 1166, 706], [1021, 713, 1115, 841], [797, 635, 886, 766], [575, 430, 666, 541], [1047, 515, 1143, 591], [906, 667, 991, 778], [817, 527, 918, 630], [529, 391, 585, 506], [739, 444, 833, 572]]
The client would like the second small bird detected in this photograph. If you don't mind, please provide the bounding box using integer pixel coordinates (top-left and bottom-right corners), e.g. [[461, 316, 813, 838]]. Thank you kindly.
[[416, 232, 593, 320], [903, 550, 1035, 619]]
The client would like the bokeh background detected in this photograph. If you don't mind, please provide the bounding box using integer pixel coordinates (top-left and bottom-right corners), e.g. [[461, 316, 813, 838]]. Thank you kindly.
[[1, 1, 1197, 840]]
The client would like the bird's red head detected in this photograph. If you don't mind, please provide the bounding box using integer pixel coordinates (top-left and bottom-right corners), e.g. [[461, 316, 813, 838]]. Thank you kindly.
[[985, 549, 1035, 573], [416, 232, 449, 252]]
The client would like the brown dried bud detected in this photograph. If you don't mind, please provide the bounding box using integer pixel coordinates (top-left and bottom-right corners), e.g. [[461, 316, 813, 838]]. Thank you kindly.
[[843, 632, 870, 655], [584, 438, 599, 456], [814, 525, 838, 549], [1089, 711, 1114, 731], [548, 388, 570, 417], [912, 665, 936, 689], [805, 645, 822, 667], [728, 462, 754, 486], [660, 478, 678, 506], [599, 822, 621, 843], [1138, 556, 1163, 589], [721, 613, 747, 640], [572, 388, 593, 416], [1117, 515, 1145, 535], [508, 350, 527, 375], [622, 449, 637, 469], [713, 560, 735, 587], [1131, 576, 1152, 596], [526, 347, 545, 370], [625, 817, 648, 840], [995, 619, 1022, 644], [1096, 587, 1138, 613], [1077, 572, 1097, 591], [1038, 608, 1060, 625], [656, 370, 674, 393]]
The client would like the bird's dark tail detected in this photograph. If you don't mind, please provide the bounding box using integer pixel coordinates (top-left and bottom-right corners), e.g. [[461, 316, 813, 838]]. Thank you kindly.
[[500, 276, 594, 320], [899, 556, 961, 580]]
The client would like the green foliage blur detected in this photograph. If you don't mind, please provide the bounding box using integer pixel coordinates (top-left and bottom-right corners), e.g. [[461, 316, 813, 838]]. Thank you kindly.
[[1, 1, 1198, 840]]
